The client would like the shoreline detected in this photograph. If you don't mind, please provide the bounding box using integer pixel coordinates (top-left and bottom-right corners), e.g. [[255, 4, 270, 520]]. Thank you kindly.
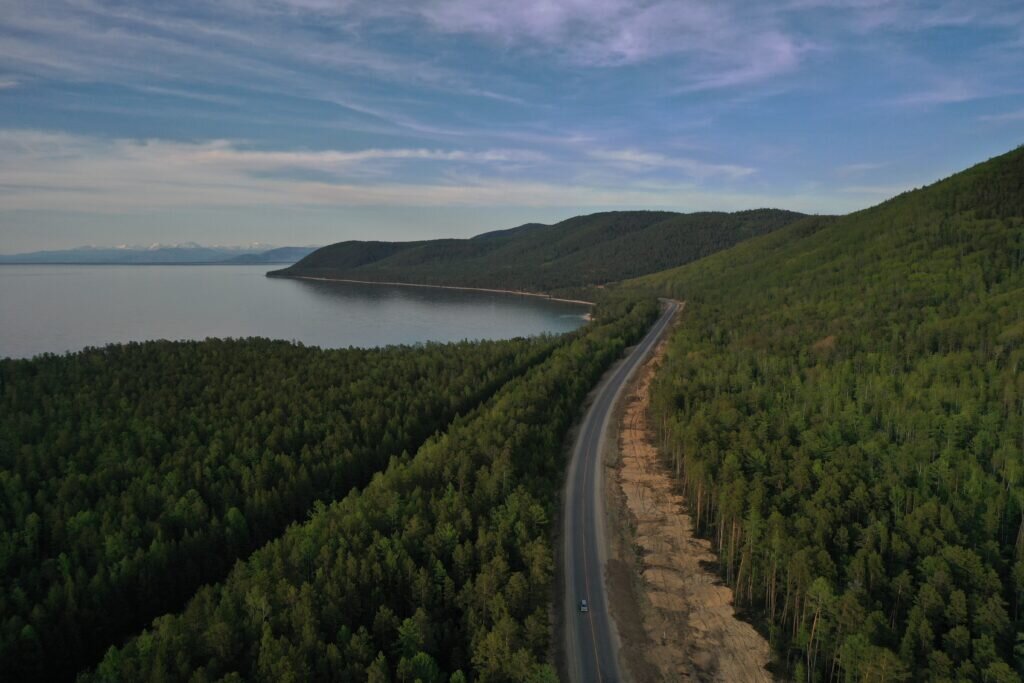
[[285, 275, 596, 307]]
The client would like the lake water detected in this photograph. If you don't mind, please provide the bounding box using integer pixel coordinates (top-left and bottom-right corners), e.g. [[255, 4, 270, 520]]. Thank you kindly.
[[0, 265, 589, 359]]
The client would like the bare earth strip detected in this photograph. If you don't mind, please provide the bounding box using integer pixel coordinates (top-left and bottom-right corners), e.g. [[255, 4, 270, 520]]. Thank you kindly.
[[606, 332, 772, 682]]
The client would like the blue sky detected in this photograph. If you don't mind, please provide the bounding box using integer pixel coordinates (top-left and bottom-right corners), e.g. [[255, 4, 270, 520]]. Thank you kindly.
[[1, 0, 1023, 252]]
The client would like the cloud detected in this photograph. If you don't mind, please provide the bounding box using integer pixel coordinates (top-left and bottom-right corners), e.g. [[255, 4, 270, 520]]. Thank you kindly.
[[0, 0, 526, 136], [979, 108, 1024, 123], [420, 0, 704, 64], [834, 161, 888, 177], [417, 0, 808, 90], [187, 144, 549, 171], [0, 130, 846, 213], [0, 79, 17, 89], [890, 79, 992, 106], [0, 131, 549, 197], [675, 32, 805, 91], [0, 0, 810, 102], [4, 0, 1022, 146], [837, 0, 1024, 33], [588, 149, 755, 179], [132, 85, 241, 106]]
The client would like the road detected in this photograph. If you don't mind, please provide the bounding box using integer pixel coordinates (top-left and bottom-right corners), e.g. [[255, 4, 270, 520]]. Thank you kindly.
[[562, 299, 680, 683]]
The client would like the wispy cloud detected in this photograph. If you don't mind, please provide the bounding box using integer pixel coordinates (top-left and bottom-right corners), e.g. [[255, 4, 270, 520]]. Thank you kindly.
[[0, 1, 529, 137], [418, 0, 810, 91], [979, 108, 1024, 123], [188, 144, 549, 171], [0, 79, 17, 90], [131, 85, 242, 107], [0, 130, 549, 193], [420, 0, 714, 65], [0, 0, 813, 101], [834, 161, 888, 177], [4, 0, 1022, 136], [676, 33, 805, 91], [5, 1, 1024, 100], [890, 79, 993, 106], [589, 149, 755, 180], [0, 130, 844, 213], [837, 0, 1024, 33]]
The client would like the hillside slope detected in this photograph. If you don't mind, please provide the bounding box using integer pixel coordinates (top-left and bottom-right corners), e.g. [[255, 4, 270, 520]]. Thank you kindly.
[[223, 246, 317, 264], [626, 147, 1024, 679], [269, 209, 806, 297]]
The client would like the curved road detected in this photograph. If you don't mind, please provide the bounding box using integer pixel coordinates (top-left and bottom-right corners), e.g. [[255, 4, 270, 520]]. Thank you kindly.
[[562, 300, 680, 683]]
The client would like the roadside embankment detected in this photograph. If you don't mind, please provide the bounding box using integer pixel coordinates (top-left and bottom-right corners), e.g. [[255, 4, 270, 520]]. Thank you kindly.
[[606, 326, 772, 682]]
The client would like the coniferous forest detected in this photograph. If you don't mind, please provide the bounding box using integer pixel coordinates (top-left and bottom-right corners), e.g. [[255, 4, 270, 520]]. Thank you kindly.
[[270, 209, 805, 299], [0, 336, 561, 680], [631, 147, 1024, 679], [80, 297, 657, 681]]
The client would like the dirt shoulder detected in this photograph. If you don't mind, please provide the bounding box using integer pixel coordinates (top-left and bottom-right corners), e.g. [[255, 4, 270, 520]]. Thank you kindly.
[[604, 330, 773, 682]]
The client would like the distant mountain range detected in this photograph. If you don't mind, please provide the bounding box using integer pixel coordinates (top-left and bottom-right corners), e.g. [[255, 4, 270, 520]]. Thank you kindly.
[[269, 209, 807, 298], [0, 243, 318, 265]]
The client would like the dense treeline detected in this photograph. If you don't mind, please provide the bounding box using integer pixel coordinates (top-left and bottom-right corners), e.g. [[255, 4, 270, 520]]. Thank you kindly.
[[271, 209, 805, 298], [0, 336, 558, 681], [631, 147, 1024, 680], [82, 296, 658, 682]]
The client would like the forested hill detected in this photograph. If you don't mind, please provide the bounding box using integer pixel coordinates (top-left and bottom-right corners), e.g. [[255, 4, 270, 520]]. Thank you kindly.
[[627, 146, 1024, 679], [268, 209, 805, 298]]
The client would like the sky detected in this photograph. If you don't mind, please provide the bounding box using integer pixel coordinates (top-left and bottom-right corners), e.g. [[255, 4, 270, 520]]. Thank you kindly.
[[1, 0, 1023, 252]]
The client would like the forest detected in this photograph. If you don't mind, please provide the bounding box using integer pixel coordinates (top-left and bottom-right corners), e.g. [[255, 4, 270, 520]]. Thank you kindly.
[[628, 146, 1024, 680], [270, 209, 805, 298], [0, 335, 561, 680], [80, 296, 658, 681]]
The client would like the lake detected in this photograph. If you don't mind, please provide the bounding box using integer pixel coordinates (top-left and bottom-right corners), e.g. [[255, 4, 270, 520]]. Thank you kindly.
[[0, 265, 590, 359]]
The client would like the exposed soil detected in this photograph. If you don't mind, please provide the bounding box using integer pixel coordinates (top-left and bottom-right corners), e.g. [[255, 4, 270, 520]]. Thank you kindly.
[[606, 333, 773, 682]]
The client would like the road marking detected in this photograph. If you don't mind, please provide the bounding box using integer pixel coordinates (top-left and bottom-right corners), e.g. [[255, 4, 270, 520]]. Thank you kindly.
[[580, 421, 604, 683]]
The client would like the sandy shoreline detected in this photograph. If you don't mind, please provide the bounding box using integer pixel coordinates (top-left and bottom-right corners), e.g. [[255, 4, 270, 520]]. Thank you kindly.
[[286, 275, 596, 307]]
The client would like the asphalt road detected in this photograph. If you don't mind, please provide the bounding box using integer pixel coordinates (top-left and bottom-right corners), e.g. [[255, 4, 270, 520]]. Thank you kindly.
[[562, 300, 680, 683]]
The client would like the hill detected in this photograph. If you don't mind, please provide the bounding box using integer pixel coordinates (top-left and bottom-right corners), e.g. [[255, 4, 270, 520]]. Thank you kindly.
[[626, 146, 1024, 679], [269, 209, 806, 298], [223, 246, 317, 264]]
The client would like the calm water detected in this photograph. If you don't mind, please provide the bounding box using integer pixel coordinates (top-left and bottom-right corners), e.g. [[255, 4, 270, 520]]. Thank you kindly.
[[0, 265, 589, 359]]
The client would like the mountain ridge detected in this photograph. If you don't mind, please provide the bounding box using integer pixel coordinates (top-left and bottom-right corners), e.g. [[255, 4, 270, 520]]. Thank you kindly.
[[270, 208, 808, 297]]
